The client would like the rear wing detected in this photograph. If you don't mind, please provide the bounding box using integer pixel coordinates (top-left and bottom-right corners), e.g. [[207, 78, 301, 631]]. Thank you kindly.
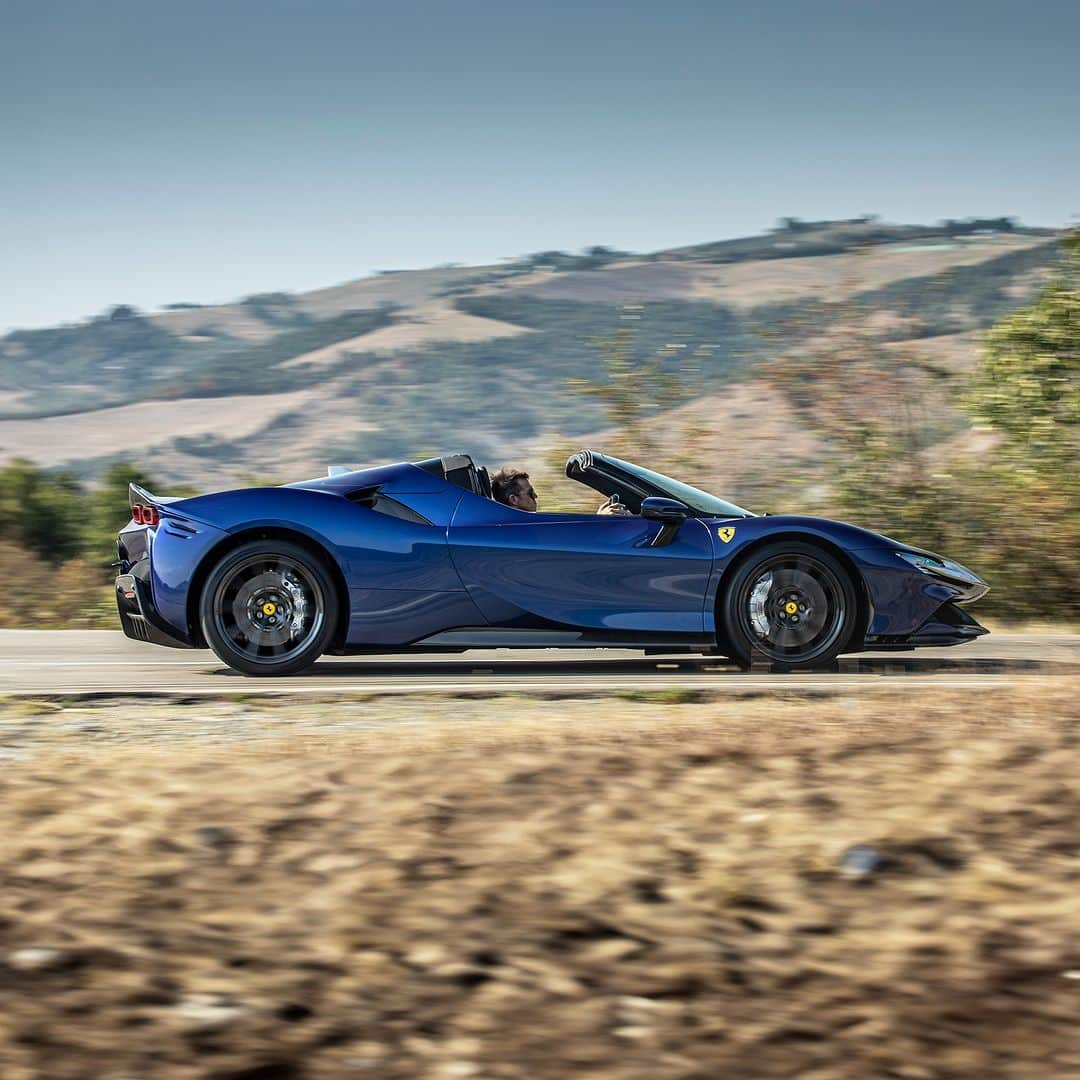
[[128, 482, 186, 526], [128, 482, 184, 509]]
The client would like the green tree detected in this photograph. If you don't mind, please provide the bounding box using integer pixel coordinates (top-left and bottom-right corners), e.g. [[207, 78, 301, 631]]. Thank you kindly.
[[955, 228, 1080, 618], [0, 459, 85, 563], [964, 229, 1079, 468]]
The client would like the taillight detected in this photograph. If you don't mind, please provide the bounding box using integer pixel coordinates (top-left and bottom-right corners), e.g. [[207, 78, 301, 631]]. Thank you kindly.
[[132, 504, 160, 526]]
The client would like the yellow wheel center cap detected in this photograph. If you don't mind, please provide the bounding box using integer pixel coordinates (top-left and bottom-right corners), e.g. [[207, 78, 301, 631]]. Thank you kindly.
[[262, 602, 277, 616], [785, 601, 798, 615]]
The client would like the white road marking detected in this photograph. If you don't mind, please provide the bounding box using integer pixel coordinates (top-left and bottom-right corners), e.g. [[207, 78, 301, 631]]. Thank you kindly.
[[0, 678, 1014, 696], [0, 632, 1072, 699], [0, 661, 212, 668]]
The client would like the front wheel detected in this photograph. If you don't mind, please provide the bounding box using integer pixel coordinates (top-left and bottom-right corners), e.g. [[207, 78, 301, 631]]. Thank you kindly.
[[199, 540, 339, 676], [720, 541, 857, 670]]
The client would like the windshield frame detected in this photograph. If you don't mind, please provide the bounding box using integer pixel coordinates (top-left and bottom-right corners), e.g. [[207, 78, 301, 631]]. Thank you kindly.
[[566, 450, 755, 519], [604, 455, 755, 519]]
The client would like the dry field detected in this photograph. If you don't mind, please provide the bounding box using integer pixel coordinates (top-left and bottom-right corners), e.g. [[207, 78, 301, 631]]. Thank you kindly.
[[0, 389, 328, 471], [148, 267, 509, 341], [1, 683, 1078, 1079], [511, 237, 1049, 309], [277, 302, 532, 371]]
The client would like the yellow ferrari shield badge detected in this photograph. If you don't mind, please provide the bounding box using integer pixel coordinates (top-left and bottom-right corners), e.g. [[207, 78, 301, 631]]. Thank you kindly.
[[718, 527, 736, 543]]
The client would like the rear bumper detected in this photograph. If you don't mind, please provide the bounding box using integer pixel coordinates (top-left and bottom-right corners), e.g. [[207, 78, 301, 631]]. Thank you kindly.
[[115, 572, 194, 649]]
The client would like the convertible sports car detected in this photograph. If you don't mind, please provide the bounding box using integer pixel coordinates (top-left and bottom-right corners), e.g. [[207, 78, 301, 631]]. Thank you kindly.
[[115, 450, 989, 676]]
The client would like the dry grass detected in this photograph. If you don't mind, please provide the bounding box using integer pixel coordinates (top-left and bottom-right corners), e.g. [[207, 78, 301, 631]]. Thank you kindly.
[[682, 236, 1048, 309], [0, 683, 1078, 1079], [277, 302, 531, 371], [521, 377, 833, 512], [0, 389, 326, 470], [504, 237, 1048, 309], [147, 267, 510, 342], [884, 330, 984, 371]]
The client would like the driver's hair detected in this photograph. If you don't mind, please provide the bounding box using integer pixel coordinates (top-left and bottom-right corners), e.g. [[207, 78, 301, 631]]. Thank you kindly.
[[491, 467, 530, 505]]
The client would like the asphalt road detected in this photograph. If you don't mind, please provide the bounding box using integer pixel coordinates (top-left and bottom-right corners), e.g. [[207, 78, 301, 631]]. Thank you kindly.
[[0, 630, 1076, 697]]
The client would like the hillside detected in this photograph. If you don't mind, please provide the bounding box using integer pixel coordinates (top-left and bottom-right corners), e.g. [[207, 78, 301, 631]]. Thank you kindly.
[[0, 219, 1062, 487]]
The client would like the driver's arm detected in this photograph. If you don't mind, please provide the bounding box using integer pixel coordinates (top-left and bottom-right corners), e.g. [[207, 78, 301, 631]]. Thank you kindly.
[[597, 495, 632, 516]]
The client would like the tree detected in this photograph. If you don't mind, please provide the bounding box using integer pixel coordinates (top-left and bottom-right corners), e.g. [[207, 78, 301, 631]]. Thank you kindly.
[[568, 305, 712, 457], [0, 460, 85, 563], [954, 228, 1080, 618], [964, 229, 1079, 469], [758, 247, 952, 526]]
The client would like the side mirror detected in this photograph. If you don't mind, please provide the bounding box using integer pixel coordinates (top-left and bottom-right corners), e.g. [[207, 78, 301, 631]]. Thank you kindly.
[[641, 497, 689, 523], [641, 497, 688, 547]]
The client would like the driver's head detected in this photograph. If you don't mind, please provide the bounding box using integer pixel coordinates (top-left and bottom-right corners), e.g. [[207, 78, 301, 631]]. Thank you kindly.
[[491, 467, 537, 511]]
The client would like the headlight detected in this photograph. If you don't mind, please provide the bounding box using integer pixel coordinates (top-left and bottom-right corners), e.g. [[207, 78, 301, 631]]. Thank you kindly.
[[894, 550, 989, 600], [896, 552, 946, 574]]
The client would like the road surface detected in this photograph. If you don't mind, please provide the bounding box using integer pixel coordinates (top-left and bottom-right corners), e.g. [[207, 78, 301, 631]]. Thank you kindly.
[[0, 630, 1076, 697]]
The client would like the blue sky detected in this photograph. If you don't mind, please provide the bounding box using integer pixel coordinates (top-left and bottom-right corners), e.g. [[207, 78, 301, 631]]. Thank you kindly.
[[3, 0, 1078, 330]]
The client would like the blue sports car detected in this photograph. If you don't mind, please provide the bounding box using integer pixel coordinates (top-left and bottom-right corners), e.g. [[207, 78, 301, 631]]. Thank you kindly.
[[115, 450, 989, 676]]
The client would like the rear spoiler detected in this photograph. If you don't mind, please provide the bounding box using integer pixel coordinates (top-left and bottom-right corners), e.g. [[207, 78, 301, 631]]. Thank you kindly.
[[128, 482, 183, 509], [128, 482, 188, 525]]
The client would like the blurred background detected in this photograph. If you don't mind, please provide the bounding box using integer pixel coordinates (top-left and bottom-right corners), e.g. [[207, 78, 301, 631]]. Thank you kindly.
[[1, 0, 1076, 625], [2, 9, 1079, 1079]]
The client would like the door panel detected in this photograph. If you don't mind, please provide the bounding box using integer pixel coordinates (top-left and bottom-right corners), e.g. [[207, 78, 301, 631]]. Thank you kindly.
[[448, 506, 714, 633]]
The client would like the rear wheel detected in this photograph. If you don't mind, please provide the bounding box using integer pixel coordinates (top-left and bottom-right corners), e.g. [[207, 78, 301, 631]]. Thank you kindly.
[[720, 541, 856, 670], [199, 540, 338, 676]]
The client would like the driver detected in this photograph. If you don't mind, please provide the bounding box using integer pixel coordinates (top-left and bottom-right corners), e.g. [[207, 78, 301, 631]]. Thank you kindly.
[[490, 467, 631, 515]]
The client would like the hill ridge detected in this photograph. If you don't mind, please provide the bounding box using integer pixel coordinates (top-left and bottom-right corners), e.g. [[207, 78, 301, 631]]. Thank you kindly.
[[0, 218, 1063, 486]]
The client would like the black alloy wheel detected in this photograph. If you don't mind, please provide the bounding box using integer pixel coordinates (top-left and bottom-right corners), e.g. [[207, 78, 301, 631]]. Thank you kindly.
[[720, 541, 857, 669], [199, 540, 339, 676]]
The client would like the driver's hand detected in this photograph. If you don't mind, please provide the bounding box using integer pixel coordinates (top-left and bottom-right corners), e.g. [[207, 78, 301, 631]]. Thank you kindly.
[[598, 497, 631, 516]]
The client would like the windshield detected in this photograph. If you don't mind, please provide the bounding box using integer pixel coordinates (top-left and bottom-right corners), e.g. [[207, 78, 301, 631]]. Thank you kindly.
[[605, 456, 754, 519]]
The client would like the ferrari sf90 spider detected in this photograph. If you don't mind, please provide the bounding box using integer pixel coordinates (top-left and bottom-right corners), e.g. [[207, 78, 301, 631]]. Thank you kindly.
[[116, 450, 988, 675]]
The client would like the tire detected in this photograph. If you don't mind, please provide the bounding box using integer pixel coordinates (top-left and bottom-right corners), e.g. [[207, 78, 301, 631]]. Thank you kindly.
[[199, 540, 339, 676], [720, 541, 857, 670]]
